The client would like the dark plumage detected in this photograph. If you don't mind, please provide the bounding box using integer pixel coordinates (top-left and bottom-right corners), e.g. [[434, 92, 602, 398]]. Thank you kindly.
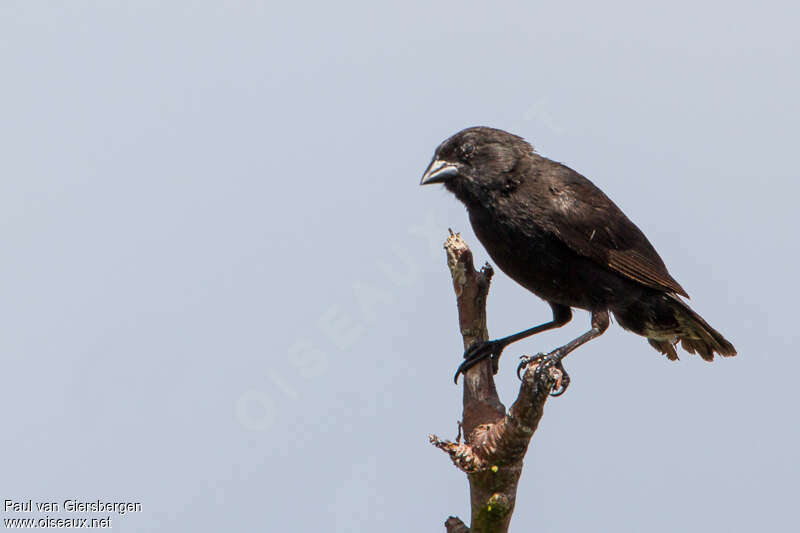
[[421, 126, 736, 391]]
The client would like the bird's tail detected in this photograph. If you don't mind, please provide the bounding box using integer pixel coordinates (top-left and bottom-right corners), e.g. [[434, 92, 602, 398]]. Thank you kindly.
[[644, 294, 737, 361]]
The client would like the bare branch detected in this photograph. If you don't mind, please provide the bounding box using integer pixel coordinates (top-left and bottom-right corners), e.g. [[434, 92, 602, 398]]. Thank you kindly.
[[445, 516, 470, 533], [430, 232, 560, 533]]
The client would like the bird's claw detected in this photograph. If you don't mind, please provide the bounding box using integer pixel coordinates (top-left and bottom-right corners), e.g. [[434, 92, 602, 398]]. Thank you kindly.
[[453, 340, 504, 384], [516, 352, 571, 396]]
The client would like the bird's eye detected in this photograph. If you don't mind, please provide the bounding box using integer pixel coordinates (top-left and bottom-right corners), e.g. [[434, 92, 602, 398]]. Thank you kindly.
[[459, 144, 474, 162]]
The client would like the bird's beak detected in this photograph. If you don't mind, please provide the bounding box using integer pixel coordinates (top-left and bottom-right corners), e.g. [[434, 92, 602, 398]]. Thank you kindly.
[[420, 159, 459, 185]]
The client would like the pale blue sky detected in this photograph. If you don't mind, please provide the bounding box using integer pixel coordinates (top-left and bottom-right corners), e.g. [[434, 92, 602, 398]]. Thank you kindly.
[[1, 1, 798, 531]]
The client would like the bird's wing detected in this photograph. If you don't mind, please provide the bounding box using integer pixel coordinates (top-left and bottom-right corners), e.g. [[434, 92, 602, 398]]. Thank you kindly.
[[539, 163, 689, 297]]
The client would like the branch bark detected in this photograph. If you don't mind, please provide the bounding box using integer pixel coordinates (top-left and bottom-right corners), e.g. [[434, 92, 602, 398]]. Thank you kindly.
[[430, 231, 562, 533]]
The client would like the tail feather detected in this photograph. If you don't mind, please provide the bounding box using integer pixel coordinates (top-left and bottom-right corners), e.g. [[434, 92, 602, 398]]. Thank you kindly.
[[648, 338, 679, 361], [670, 294, 736, 360], [617, 293, 736, 362]]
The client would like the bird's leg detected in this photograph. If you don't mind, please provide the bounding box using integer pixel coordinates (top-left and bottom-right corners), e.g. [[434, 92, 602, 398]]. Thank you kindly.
[[454, 304, 572, 384], [517, 309, 610, 396]]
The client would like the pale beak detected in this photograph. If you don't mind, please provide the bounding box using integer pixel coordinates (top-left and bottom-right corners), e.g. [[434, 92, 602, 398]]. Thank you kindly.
[[420, 159, 459, 185]]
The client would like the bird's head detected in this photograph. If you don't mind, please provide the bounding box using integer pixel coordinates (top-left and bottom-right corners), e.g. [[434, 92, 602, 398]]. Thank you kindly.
[[420, 126, 533, 204]]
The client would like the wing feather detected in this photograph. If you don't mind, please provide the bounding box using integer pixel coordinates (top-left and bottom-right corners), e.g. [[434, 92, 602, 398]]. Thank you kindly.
[[540, 161, 688, 297]]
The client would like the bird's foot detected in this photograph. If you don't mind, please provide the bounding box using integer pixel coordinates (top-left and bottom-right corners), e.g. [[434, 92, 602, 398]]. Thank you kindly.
[[453, 339, 505, 384], [516, 350, 571, 396]]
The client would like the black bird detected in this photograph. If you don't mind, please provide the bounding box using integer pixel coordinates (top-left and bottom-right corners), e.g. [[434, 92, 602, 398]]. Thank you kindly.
[[421, 127, 736, 393]]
